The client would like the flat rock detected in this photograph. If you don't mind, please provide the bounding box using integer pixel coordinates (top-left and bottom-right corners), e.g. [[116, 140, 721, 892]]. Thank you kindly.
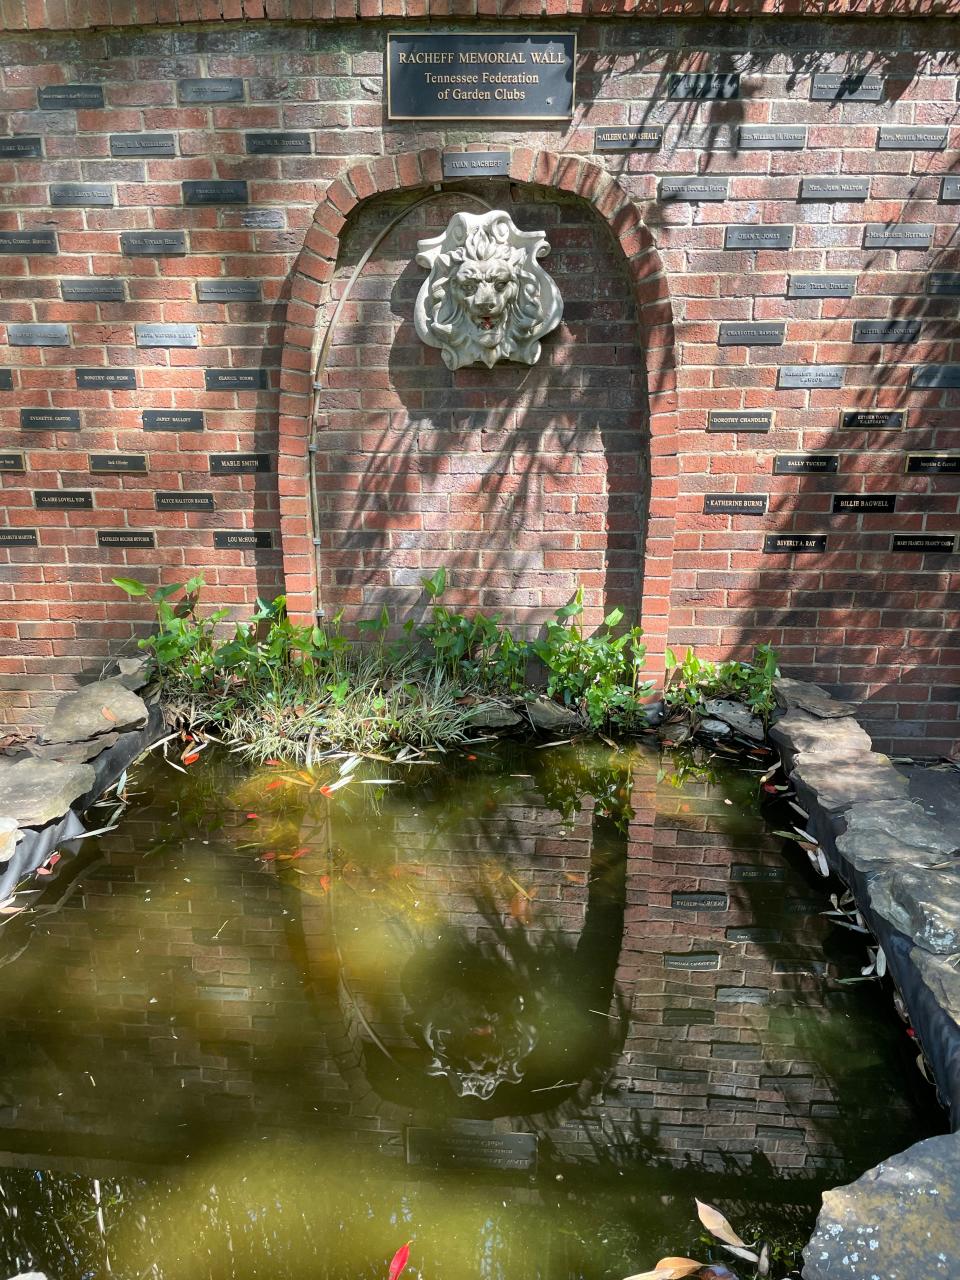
[[774, 676, 857, 719], [791, 752, 908, 813], [870, 865, 960, 953], [116, 655, 152, 690], [701, 698, 764, 740], [770, 708, 873, 759], [802, 1132, 960, 1280], [841, 798, 958, 858], [526, 697, 581, 733], [27, 732, 119, 763], [40, 678, 148, 745], [467, 703, 523, 730], [699, 717, 732, 737], [912, 945, 960, 1028], [0, 758, 96, 828]]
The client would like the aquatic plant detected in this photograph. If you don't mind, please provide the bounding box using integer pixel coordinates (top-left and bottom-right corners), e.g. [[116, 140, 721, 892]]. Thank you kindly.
[[662, 644, 780, 721]]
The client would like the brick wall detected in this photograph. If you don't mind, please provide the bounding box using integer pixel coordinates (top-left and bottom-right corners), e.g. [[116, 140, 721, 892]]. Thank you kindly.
[[1, 10, 958, 755]]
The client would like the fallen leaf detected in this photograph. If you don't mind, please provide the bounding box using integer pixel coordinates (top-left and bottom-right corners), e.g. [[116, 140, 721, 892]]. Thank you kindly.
[[182, 752, 200, 766], [264, 780, 285, 791], [100, 706, 118, 722], [695, 1200, 749, 1249], [245, 812, 259, 820], [388, 1242, 412, 1280], [623, 1259, 704, 1280], [509, 892, 533, 925]]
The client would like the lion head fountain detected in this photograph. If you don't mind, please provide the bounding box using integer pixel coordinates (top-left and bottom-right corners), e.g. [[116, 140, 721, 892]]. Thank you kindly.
[[414, 209, 563, 371]]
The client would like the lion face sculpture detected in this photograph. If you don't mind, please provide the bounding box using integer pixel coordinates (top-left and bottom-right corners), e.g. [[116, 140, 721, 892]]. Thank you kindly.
[[414, 210, 563, 371]]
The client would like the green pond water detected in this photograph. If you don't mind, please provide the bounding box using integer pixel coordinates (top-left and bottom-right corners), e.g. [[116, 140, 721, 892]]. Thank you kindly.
[[0, 740, 944, 1279]]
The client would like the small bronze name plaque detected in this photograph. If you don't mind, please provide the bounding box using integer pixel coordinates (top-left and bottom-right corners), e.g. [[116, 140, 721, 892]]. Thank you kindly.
[[906, 454, 960, 474], [0, 452, 25, 471], [50, 183, 114, 207], [387, 32, 576, 121], [671, 891, 728, 911], [738, 125, 806, 149], [210, 454, 271, 473], [9, 323, 69, 347], [763, 534, 827, 554], [205, 369, 268, 391], [143, 409, 204, 431], [788, 274, 856, 298], [594, 126, 663, 152], [840, 410, 904, 430], [35, 489, 93, 509], [892, 535, 955, 553], [246, 131, 312, 155], [121, 231, 187, 256], [156, 492, 215, 510], [0, 370, 13, 390], [731, 865, 787, 882], [800, 177, 869, 201], [178, 78, 244, 103], [76, 368, 136, 389], [183, 180, 249, 205], [852, 320, 921, 344], [62, 278, 125, 302], [241, 209, 285, 228], [442, 150, 510, 177], [0, 136, 42, 157], [197, 280, 262, 303], [863, 224, 933, 249], [725, 226, 793, 250], [778, 366, 844, 389], [664, 952, 721, 970], [718, 322, 784, 346], [213, 530, 273, 548], [940, 177, 960, 203], [406, 1127, 537, 1172], [20, 408, 80, 430], [704, 494, 768, 515], [135, 324, 199, 348], [663, 1008, 715, 1026], [0, 230, 57, 254], [773, 454, 839, 474], [726, 926, 782, 943], [89, 454, 148, 473], [97, 530, 155, 548], [0, 529, 38, 545], [660, 177, 729, 202], [39, 84, 104, 110], [811, 72, 884, 102], [707, 411, 772, 433], [110, 133, 176, 157], [832, 494, 896, 513], [928, 272, 960, 296], [878, 127, 947, 150], [669, 72, 739, 100], [912, 365, 960, 389]]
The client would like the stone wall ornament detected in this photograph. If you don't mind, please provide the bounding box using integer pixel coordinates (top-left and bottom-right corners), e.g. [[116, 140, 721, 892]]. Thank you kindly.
[[414, 209, 563, 371]]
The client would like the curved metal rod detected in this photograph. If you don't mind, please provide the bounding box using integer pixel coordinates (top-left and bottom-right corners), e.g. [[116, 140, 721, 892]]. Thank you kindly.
[[307, 189, 492, 619]]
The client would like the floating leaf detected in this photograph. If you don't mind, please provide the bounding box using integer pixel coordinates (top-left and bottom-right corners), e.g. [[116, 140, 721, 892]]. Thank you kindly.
[[182, 752, 200, 766], [388, 1241, 412, 1280], [509, 892, 533, 926], [623, 1260, 705, 1280], [695, 1200, 749, 1249], [876, 946, 887, 978]]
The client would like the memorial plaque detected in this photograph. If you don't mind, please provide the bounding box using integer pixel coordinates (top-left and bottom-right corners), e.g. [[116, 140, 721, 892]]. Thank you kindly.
[[738, 125, 807, 150], [778, 365, 843, 389], [121, 230, 187, 256], [763, 534, 827, 553], [788, 274, 856, 298], [927, 272, 960, 296], [178, 77, 244, 103], [772, 958, 827, 976], [725, 226, 792, 250], [406, 1127, 537, 1172], [594, 126, 662, 152], [704, 494, 768, 515], [205, 369, 268, 391], [773, 454, 839, 474], [657, 1067, 708, 1084], [832, 494, 897, 513], [912, 364, 960, 388], [0, 136, 42, 157], [156, 491, 215, 510], [213, 530, 273, 548], [110, 133, 176, 157], [89, 453, 148, 473], [840, 409, 904, 430], [707, 410, 772, 433], [0, 230, 57, 254], [785, 897, 823, 915], [905, 454, 960, 474], [39, 84, 104, 110], [61, 278, 125, 302], [718, 322, 784, 346], [660, 177, 729, 202], [727, 926, 783, 947], [50, 183, 114, 207], [35, 489, 93, 509], [811, 72, 885, 102], [135, 323, 199, 348], [863, 224, 933, 249], [76, 368, 136, 390], [241, 209, 285, 228], [210, 453, 271, 473], [878, 126, 947, 151], [852, 320, 921, 344], [669, 72, 739, 100], [731, 865, 787, 882], [387, 32, 576, 121], [663, 952, 720, 970], [197, 279, 262, 303], [8, 324, 69, 347], [0, 370, 12, 390], [442, 150, 510, 177], [20, 408, 80, 430], [663, 1008, 715, 1026], [892, 534, 955, 553], [143, 409, 204, 431], [940, 177, 960, 203], [671, 891, 729, 911], [800, 177, 869, 201], [0, 529, 37, 546], [0, 452, 25, 471], [97, 530, 155, 548], [183, 180, 249, 205], [246, 131, 312, 155]]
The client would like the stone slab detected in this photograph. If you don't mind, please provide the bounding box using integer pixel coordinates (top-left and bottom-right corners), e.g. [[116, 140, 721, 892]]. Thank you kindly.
[[870, 866, 960, 954], [526, 697, 580, 733], [39, 677, 149, 745], [791, 754, 908, 814], [0, 758, 96, 828], [770, 707, 873, 759], [773, 676, 857, 719], [701, 698, 764, 740], [839, 798, 958, 860]]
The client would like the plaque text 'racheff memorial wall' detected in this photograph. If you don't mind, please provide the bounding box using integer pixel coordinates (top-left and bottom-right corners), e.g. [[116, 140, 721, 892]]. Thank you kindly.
[[386, 33, 576, 121]]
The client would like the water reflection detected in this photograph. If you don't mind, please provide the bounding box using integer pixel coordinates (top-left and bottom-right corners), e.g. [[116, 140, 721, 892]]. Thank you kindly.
[[0, 741, 943, 1279]]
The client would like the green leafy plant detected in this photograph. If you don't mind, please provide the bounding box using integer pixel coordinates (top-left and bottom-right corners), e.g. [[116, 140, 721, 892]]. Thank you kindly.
[[418, 568, 527, 694], [662, 644, 780, 721]]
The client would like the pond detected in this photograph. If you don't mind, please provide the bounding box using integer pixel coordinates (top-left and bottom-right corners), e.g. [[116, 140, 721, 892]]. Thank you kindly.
[[0, 739, 944, 1279]]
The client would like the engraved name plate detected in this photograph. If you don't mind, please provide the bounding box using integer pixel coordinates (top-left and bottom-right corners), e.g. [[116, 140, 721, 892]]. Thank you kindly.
[[738, 125, 807, 150], [156, 491, 215, 509], [788, 274, 856, 298], [89, 453, 148, 473], [121, 231, 187, 256], [0, 452, 25, 471], [718, 322, 784, 345], [213, 530, 273, 548], [852, 320, 921, 344], [20, 408, 80, 430], [669, 73, 739, 100], [663, 1008, 715, 1026], [135, 323, 199, 348], [50, 183, 114, 207], [39, 84, 105, 110], [197, 280, 262, 303], [61, 278, 125, 302], [704, 494, 768, 515], [863, 224, 933, 249], [76, 368, 136, 389], [183, 180, 249, 205], [178, 78, 244, 103], [594, 126, 663, 152], [912, 365, 960, 388], [725, 226, 792, 250], [878, 126, 947, 150], [892, 534, 955, 553], [97, 530, 156, 547], [763, 534, 828, 553], [731, 864, 787, 882], [811, 72, 884, 102], [8, 323, 69, 347], [0, 529, 38, 545], [406, 1127, 537, 1172], [660, 177, 729, 202], [0, 230, 57, 254], [210, 453, 271, 473], [671, 891, 729, 910], [0, 370, 12, 390], [142, 409, 204, 431], [707, 410, 772, 432], [800, 177, 869, 201], [928, 273, 960, 296], [940, 177, 960, 203], [241, 209, 285, 228], [905, 454, 960, 474], [725, 926, 782, 943], [663, 952, 721, 970], [35, 489, 93, 508], [0, 136, 42, 157], [832, 494, 896, 512], [205, 368, 268, 390], [110, 133, 176, 157], [442, 150, 511, 177], [246, 132, 312, 155], [840, 410, 905, 430], [773, 454, 839, 474], [778, 366, 844, 389]]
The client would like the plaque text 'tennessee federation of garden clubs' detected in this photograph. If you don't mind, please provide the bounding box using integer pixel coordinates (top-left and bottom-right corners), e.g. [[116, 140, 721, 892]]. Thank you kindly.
[[387, 32, 576, 121]]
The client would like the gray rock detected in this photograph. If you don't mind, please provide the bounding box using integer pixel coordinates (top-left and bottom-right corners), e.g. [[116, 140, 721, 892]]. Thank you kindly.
[[791, 753, 908, 814], [841, 799, 958, 858], [467, 703, 523, 730], [640, 699, 664, 727], [871, 865, 960, 953], [701, 698, 764, 740], [912, 946, 960, 1029], [27, 732, 119, 763], [802, 1132, 960, 1280], [774, 675, 857, 719], [770, 708, 873, 759], [0, 758, 96, 828], [699, 717, 732, 737], [525, 698, 581, 734], [116, 655, 153, 690], [40, 678, 149, 745]]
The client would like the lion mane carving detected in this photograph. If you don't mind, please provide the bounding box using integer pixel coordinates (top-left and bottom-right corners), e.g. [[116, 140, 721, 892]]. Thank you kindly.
[[414, 209, 563, 371]]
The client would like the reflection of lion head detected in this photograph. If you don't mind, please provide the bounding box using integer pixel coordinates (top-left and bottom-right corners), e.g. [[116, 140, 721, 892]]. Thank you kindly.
[[414, 210, 563, 371]]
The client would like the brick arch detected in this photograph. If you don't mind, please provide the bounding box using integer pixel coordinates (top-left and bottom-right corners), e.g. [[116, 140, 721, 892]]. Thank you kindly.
[[277, 146, 678, 674]]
